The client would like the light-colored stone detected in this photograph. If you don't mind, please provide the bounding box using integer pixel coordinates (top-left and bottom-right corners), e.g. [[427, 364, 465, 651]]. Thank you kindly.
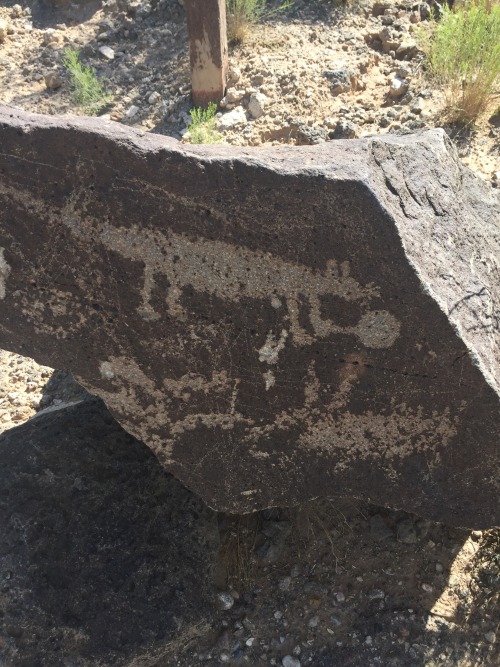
[[225, 88, 245, 104], [389, 77, 409, 98], [0, 20, 8, 43], [227, 64, 241, 85], [124, 105, 140, 118], [99, 45, 115, 60], [215, 106, 247, 130], [248, 92, 268, 119]]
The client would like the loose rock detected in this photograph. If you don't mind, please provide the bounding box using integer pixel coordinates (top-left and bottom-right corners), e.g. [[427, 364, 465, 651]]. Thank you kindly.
[[216, 106, 247, 130], [248, 92, 269, 119], [99, 45, 115, 60], [282, 656, 301, 667], [44, 71, 63, 91]]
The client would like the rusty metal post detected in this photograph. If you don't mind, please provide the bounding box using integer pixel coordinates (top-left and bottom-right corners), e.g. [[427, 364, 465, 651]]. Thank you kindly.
[[184, 0, 228, 107]]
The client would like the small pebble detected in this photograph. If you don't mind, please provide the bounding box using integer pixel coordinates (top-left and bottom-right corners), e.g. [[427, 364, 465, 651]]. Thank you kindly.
[[125, 105, 140, 119], [368, 589, 385, 600], [282, 656, 301, 667], [99, 45, 115, 60], [278, 577, 291, 592], [217, 592, 234, 611]]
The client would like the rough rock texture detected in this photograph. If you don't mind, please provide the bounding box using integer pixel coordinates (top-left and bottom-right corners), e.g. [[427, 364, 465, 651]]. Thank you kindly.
[[0, 395, 218, 667], [0, 106, 499, 528]]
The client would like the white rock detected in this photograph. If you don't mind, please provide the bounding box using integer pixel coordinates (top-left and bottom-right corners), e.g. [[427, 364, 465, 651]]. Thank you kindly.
[[225, 88, 245, 104], [227, 64, 241, 85], [99, 45, 115, 60], [215, 106, 247, 130], [125, 105, 140, 118], [389, 77, 409, 98], [248, 92, 268, 119], [485, 630, 496, 644], [216, 591, 234, 610]]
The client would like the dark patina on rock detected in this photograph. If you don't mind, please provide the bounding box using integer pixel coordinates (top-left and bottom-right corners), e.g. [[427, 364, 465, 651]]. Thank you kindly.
[[0, 106, 499, 527]]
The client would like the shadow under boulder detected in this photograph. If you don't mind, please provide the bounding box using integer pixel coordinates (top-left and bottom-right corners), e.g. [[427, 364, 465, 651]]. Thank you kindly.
[[0, 397, 219, 667]]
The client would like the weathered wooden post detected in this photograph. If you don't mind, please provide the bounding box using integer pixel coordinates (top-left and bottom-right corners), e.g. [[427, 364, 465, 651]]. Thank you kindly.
[[184, 0, 228, 107]]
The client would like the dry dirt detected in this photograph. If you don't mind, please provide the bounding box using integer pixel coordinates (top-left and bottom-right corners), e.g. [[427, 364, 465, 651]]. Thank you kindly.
[[0, 1, 499, 666]]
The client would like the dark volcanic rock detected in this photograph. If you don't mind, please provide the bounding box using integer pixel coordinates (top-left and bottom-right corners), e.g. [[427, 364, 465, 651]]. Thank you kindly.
[[0, 397, 218, 667], [0, 106, 499, 527]]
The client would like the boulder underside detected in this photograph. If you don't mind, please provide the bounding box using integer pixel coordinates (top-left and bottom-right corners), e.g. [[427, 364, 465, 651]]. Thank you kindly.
[[0, 106, 499, 527], [0, 395, 218, 666]]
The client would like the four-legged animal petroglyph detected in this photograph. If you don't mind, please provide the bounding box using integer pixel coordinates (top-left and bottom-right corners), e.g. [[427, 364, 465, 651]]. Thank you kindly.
[[93, 220, 400, 350], [0, 179, 400, 350]]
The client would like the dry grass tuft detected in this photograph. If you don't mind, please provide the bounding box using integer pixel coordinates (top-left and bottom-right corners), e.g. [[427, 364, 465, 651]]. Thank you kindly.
[[421, 0, 500, 123]]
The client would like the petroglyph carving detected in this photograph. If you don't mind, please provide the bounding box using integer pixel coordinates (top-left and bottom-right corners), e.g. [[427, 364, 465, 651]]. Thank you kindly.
[[69, 215, 400, 350], [0, 180, 400, 350], [258, 330, 288, 364]]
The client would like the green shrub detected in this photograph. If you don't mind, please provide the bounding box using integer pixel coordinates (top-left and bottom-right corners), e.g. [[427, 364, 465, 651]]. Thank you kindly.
[[226, 0, 293, 44], [425, 0, 500, 123], [187, 103, 222, 144], [62, 49, 111, 116]]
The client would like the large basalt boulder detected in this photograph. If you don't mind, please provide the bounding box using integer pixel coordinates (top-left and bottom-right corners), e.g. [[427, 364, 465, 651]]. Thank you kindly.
[[0, 396, 218, 666], [0, 106, 499, 528]]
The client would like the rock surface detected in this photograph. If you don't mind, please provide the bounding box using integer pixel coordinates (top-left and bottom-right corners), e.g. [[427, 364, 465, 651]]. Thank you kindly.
[[0, 106, 499, 527], [0, 393, 218, 666]]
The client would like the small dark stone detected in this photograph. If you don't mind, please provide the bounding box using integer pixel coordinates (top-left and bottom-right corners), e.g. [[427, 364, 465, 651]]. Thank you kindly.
[[329, 119, 359, 139]]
